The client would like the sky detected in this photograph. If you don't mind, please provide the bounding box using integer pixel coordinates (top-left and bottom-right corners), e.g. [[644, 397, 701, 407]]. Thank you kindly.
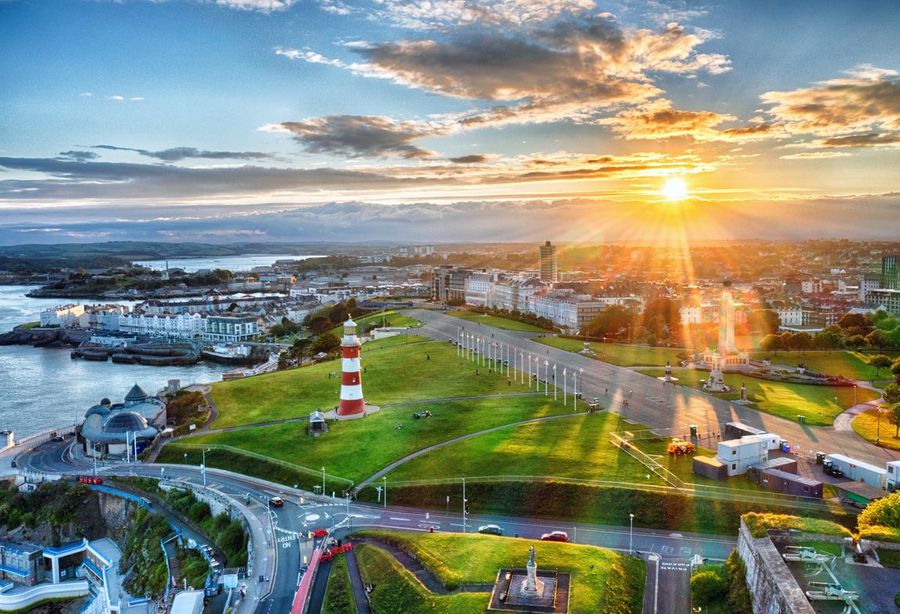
[[0, 0, 898, 244]]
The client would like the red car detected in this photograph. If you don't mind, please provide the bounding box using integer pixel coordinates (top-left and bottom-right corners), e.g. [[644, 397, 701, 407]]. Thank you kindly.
[[540, 531, 569, 542], [312, 529, 328, 539]]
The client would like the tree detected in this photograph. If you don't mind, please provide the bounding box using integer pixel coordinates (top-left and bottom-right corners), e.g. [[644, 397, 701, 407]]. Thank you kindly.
[[691, 569, 727, 605], [858, 490, 900, 531], [641, 297, 681, 341], [866, 329, 890, 349], [871, 354, 893, 376], [791, 332, 813, 351], [890, 405, 900, 438], [885, 383, 900, 406], [891, 357, 900, 380], [584, 305, 634, 339], [310, 333, 341, 356], [750, 309, 780, 335], [759, 334, 782, 353], [847, 334, 867, 349], [838, 313, 867, 330], [813, 329, 843, 349], [308, 316, 331, 335]]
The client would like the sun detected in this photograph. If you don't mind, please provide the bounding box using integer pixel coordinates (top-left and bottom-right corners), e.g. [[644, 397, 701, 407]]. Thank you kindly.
[[661, 177, 689, 201]]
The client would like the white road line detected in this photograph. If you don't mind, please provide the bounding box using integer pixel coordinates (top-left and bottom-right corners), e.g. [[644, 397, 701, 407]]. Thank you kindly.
[[388, 516, 411, 522]]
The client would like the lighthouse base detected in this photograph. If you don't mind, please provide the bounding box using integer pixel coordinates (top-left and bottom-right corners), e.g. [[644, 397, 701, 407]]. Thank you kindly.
[[331, 404, 381, 420], [338, 398, 366, 416]]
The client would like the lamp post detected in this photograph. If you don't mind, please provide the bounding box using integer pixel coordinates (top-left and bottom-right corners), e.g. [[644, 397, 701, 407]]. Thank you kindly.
[[876, 405, 883, 445], [322, 466, 326, 497], [629, 513, 634, 554], [528, 355, 533, 387], [544, 360, 549, 396], [563, 367, 567, 406], [383, 476, 387, 509], [462, 476, 467, 534], [202, 447, 211, 487], [553, 364, 557, 400]]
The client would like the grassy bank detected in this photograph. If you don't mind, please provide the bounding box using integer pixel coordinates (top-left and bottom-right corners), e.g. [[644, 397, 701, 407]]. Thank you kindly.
[[751, 350, 900, 381], [639, 368, 879, 425], [535, 336, 689, 367], [322, 554, 357, 614], [361, 481, 855, 536], [355, 530, 644, 613], [328, 309, 420, 337], [447, 309, 551, 332], [208, 335, 536, 428], [851, 408, 900, 451]]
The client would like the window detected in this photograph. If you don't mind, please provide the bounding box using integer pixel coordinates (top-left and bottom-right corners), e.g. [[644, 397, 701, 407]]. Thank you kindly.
[[732, 464, 736, 471]]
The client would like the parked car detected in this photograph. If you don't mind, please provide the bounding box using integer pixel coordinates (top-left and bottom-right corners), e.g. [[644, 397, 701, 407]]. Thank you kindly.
[[270, 496, 284, 507], [822, 462, 845, 478], [477, 524, 503, 536], [540, 531, 569, 542]]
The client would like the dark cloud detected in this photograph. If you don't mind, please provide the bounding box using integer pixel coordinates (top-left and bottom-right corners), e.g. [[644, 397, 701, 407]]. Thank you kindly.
[[275, 115, 438, 159], [448, 154, 487, 164], [91, 145, 275, 162], [57, 150, 100, 162], [819, 132, 900, 148]]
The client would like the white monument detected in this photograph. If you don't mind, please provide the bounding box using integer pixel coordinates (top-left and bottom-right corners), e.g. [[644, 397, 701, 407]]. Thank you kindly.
[[521, 546, 544, 595], [703, 279, 749, 371], [658, 361, 678, 384], [704, 351, 729, 392]]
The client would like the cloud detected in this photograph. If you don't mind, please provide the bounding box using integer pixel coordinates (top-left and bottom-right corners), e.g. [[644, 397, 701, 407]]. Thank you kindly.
[[601, 99, 777, 141], [270, 115, 440, 159], [90, 145, 275, 162], [761, 65, 900, 144], [279, 15, 729, 132], [319, 0, 597, 30], [57, 150, 100, 162], [213, 0, 296, 11], [448, 154, 488, 164], [819, 133, 900, 148], [779, 151, 853, 160]]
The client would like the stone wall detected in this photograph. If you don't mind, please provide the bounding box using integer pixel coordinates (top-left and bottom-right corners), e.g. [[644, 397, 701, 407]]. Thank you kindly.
[[736, 518, 815, 614]]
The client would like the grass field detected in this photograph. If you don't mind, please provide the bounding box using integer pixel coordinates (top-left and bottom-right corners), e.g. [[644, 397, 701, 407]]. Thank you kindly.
[[355, 530, 644, 614], [751, 350, 899, 381], [170, 394, 572, 484], [387, 412, 762, 491], [328, 309, 420, 337], [322, 553, 357, 614], [851, 408, 900, 451], [535, 336, 689, 367], [639, 369, 879, 426], [207, 335, 534, 428], [447, 310, 551, 332]]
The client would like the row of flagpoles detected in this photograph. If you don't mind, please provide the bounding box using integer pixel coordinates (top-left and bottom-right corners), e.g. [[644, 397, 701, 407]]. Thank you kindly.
[[455, 327, 583, 410]]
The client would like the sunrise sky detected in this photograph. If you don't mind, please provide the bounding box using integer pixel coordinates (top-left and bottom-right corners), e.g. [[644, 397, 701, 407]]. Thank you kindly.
[[1, 0, 898, 243]]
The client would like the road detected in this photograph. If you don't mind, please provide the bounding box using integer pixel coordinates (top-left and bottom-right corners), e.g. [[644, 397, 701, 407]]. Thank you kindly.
[[409, 309, 900, 467], [18, 438, 734, 613]]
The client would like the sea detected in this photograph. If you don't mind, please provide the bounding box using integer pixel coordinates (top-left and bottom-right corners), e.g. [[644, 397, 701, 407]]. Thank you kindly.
[[0, 254, 315, 437], [135, 253, 324, 273]]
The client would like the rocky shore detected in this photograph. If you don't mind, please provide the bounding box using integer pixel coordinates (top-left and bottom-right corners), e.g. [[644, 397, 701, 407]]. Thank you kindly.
[[0, 326, 89, 348]]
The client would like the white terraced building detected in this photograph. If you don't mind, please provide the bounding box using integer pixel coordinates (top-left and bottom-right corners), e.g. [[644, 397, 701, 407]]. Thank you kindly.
[[527, 290, 605, 333], [118, 312, 205, 339]]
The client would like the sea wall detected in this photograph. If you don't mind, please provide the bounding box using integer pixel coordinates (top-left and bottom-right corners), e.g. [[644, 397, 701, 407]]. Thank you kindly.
[[736, 518, 815, 614]]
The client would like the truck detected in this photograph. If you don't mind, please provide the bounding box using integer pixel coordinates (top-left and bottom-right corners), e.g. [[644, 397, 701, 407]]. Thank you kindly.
[[824, 454, 886, 488]]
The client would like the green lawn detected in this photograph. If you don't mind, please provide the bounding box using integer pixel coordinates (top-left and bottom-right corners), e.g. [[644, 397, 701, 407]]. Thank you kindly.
[[328, 309, 421, 337], [387, 412, 763, 491], [322, 552, 357, 614], [535, 336, 689, 367], [356, 530, 645, 614], [447, 310, 551, 332], [208, 335, 533, 428], [171, 394, 570, 483], [639, 369, 880, 426], [751, 350, 899, 381], [851, 408, 900, 451]]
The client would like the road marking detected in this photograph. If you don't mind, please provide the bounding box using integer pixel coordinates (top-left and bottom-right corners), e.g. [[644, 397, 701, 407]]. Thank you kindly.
[[304, 514, 320, 522], [388, 516, 411, 522]]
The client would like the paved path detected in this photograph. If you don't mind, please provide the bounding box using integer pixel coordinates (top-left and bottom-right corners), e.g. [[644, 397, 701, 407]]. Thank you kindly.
[[833, 399, 882, 432], [344, 547, 373, 614], [410, 309, 900, 467], [354, 411, 588, 491]]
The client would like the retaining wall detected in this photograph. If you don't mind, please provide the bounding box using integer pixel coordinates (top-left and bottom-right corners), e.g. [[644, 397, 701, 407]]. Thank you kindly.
[[736, 518, 815, 614]]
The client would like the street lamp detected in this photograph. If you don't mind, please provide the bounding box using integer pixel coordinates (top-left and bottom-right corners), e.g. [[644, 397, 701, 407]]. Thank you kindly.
[[629, 513, 634, 554], [202, 447, 211, 487], [383, 476, 387, 509], [322, 466, 326, 497], [462, 476, 467, 534], [544, 360, 549, 396]]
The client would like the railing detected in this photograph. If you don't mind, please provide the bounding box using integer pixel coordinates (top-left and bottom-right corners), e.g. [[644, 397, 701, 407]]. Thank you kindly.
[[292, 540, 325, 614], [610, 431, 687, 489]]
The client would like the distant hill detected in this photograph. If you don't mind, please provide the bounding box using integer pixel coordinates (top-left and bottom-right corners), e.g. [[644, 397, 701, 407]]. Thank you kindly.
[[0, 241, 341, 262]]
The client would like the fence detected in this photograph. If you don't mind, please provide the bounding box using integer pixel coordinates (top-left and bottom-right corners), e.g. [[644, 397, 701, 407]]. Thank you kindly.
[[609, 431, 688, 489]]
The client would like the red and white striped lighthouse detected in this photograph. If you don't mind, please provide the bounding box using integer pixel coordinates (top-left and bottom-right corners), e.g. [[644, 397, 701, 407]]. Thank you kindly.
[[337, 317, 365, 416]]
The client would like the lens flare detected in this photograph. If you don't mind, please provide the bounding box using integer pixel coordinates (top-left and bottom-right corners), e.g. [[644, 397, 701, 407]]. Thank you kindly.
[[661, 177, 689, 201]]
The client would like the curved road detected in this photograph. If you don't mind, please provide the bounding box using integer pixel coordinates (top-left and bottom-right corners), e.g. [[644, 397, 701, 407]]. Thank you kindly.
[[410, 309, 900, 467], [17, 437, 735, 614]]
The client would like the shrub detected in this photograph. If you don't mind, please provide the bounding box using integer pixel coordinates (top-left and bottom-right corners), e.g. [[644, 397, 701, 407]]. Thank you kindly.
[[691, 569, 727, 605]]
